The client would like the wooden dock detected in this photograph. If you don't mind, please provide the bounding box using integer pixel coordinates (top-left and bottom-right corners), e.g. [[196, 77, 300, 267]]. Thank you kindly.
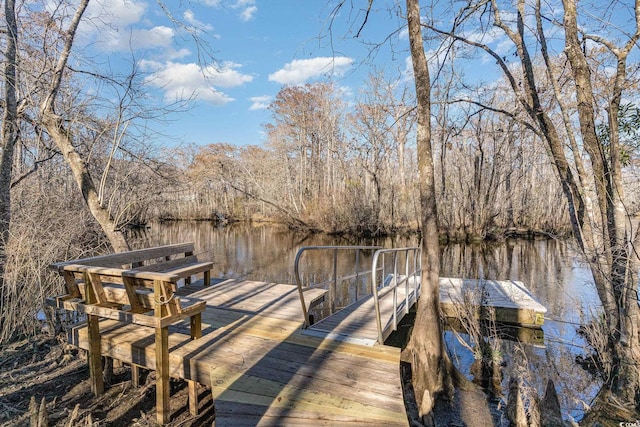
[[61, 273, 546, 425], [67, 279, 409, 426]]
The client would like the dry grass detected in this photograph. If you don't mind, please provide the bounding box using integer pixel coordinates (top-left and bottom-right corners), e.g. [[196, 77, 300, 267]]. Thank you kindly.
[[0, 187, 110, 344]]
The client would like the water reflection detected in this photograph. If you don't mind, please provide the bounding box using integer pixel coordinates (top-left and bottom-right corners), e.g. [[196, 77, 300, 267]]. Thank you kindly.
[[441, 239, 600, 422], [132, 222, 600, 422]]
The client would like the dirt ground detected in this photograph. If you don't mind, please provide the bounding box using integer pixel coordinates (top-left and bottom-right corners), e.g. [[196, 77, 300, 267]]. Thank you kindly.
[[0, 334, 216, 426]]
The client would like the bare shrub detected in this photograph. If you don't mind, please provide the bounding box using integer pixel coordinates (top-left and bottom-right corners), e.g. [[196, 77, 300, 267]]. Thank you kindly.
[[507, 346, 541, 427], [0, 182, 109, 344], [576, 312, 613, 382], [447, 282, 504, 396]]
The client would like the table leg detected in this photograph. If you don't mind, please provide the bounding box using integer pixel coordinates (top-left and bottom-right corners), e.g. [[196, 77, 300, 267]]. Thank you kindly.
[[87, 314, 104, 396]]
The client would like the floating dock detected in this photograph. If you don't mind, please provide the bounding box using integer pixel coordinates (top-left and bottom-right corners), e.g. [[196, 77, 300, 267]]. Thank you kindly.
[[439, 277, 547, 328]]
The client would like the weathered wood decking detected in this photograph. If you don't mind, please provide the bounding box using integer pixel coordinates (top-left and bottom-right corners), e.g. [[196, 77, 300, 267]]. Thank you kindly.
[[68, 279, 409, 426]]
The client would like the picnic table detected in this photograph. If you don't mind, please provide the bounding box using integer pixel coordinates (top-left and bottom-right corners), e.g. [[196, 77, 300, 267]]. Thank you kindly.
[[48, 243, 213, 425]]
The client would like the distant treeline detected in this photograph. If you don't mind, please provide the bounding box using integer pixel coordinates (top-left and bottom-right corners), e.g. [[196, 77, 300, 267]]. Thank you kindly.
[[151, 82, 578, 241]]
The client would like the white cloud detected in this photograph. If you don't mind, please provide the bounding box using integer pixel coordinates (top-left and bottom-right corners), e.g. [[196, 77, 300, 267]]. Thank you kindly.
[[198, 0, 221, 6], [58, 0, 146, 45], [208, 61, 255, 87], [70, 0, 184, 55], [80, 0, 147, 42], [90, 0, 147, 27], [269, 57, 354, 85], [142, 61, 254, 105], [108, 26, 174, 51], [249, 95, 272, 110], [240, 6, 258, 21]]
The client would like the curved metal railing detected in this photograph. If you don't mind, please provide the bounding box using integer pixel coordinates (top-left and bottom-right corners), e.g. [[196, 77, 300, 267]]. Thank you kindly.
[[371, 247, 422, 343], [294, 245, 381, 328], [294, 245, 422, 344]]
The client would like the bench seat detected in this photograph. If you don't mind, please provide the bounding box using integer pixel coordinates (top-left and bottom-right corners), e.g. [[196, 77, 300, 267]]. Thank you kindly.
[[51, 295, 205, 329]]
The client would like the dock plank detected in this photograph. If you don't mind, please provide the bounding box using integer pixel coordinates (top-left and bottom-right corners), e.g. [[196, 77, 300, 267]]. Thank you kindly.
[[209, 366, 405, 422], [307, 287, 417, 344], [176, 279, 327, 321]]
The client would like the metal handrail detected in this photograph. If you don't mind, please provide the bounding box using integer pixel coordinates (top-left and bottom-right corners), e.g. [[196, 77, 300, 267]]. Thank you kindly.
[[371, 247, 422, 343], [294, 245, 381, 328]]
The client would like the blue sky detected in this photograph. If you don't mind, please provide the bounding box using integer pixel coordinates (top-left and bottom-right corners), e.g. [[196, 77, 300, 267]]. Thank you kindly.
[[68, 0, 640, 149], [74, 0, 410, 148]]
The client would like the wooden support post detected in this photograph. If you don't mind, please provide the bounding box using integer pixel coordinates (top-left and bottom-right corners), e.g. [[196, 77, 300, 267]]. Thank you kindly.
[[188, 380, 198, 416], [87, 315, 104, 396], [154, 279, 170, 425], [188, 312, 202, 416], [131, 364, 140, 388], [84, 272, 104, 396], [190, 313, 202, 340], [204, 270, 210, 287], [155, 326, 170, 425]]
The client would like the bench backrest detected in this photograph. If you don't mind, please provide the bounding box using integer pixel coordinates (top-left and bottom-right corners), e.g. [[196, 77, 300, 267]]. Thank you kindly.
[[51, 243, 195, 272]]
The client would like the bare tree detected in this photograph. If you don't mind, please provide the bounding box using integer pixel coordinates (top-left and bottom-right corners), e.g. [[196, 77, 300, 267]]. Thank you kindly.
[[402, 0, 453, 419], [0, 0, 20, 275], [562, 0, 640, 406], [37, 0, 129, 252]]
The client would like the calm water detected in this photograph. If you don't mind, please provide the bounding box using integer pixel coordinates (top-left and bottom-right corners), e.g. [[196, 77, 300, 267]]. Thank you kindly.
[[133, 221, 600, 422]]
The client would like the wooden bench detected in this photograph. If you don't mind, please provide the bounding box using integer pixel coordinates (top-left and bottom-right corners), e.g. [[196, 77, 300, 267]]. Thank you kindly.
[[51, 242, 212, 290], [48, 243, 213, 425]]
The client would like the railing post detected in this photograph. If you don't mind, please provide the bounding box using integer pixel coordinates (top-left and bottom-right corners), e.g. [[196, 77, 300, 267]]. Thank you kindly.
[[413, 248, 422, 301], [355, 249, 360, 301], [331, 249, 338, 313], [294, 249, 310, 328], [381, 253, 386, 289], [371, 250, 384, 344], [405, 250, 410, 314], [392, 252, 398, 332]]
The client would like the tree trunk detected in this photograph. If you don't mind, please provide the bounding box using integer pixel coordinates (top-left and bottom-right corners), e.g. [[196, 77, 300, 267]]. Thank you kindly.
[[0, 0, 19, 276], [41, 114, 130, 252], [39, 0, 129, 253], [402, 0, 449, 419]]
